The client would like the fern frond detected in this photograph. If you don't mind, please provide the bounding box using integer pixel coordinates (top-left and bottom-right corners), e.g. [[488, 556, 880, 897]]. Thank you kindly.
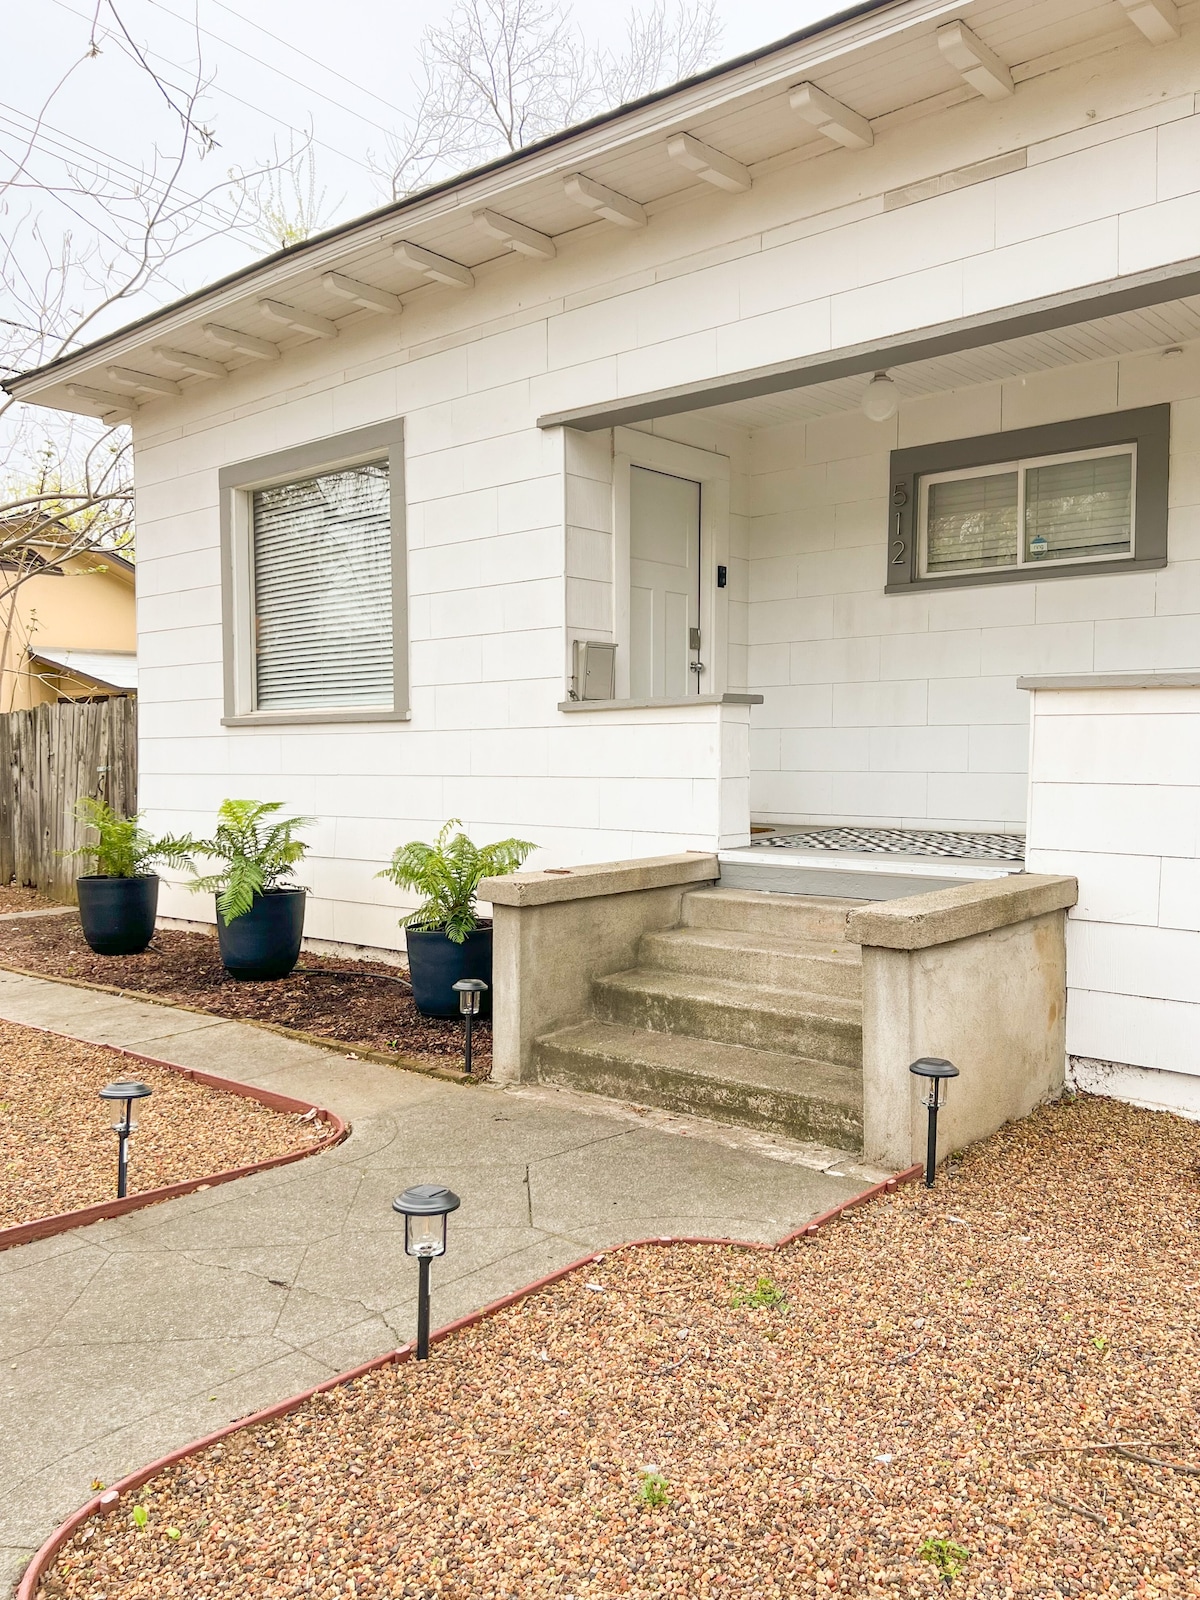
[[186, 798, 312, 922], [379, 821, 536, 941]]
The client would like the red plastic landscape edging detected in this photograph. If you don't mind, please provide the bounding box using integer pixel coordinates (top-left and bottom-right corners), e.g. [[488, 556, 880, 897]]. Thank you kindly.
[[15, 1158, 924, 1599], [0, 1022, 348, 1252]]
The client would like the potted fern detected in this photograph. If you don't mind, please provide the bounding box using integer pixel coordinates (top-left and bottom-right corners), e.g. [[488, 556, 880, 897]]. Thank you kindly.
[[69, 799, 194, 956], [378, 819, 535, 1017], [186, 799, 313, 980]]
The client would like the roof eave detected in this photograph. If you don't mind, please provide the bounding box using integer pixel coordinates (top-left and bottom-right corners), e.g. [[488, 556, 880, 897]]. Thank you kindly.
[[4, 0, 912, 403]]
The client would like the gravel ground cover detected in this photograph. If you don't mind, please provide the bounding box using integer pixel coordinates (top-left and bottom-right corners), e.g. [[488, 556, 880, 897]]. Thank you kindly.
[[0, 1019, 325, 1231], [37, 1094, 1200, 1599], [0, 915, 486, 1072]]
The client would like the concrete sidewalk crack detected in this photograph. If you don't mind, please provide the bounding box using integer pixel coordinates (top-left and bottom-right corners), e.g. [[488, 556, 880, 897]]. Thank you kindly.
[[524, 1124, 641, 1167], [31, 1249, 113, 1350]]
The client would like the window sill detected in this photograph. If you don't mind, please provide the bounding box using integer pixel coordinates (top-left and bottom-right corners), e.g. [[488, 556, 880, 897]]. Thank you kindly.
[[557, 693, 763, 712], [222, 708, 411, 727], [885, 554, 1165, 594]]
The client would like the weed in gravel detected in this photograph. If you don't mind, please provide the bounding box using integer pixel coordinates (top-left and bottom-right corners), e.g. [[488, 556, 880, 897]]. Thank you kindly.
[[638, 1467, 670, 1508], [918, 1536, 970, 1584], [131, 1506, 148, 1533], [731, 1275, 786, 1309]]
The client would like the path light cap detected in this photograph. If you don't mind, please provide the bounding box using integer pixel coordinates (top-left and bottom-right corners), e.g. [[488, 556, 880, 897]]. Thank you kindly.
[[99, 1080, 153, 1103], [393, 1183, 462, 1258], [908, 1058, 959, 1081]]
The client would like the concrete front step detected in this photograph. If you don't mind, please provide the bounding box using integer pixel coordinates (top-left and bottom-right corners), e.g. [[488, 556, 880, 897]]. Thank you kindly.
[[682, 886, 866, 943], [532, 1019, 863, 1147], [593, 966, 862, 1067], [640, 925, 862, 999]]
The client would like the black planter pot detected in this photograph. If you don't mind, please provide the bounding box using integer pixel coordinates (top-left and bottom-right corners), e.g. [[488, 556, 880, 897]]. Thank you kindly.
[[76, 874, 159, 956], [405, 925, 493, 1018], [216, 888, 306, 980]]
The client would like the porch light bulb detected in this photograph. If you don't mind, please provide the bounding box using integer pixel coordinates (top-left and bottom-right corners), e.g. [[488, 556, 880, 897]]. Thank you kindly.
[[861, 371, 899, 422]]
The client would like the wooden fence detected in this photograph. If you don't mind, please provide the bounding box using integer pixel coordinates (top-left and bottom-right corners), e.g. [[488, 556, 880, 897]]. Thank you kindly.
[[0, 696, 137, 901]]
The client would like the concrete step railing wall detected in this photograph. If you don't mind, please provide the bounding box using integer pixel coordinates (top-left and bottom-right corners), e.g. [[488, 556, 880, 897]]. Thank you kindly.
[[484, 855, 1079, 1173]]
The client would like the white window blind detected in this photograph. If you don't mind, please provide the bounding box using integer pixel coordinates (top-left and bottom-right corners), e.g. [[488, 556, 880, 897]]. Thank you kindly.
[[920, 445, 1135, 577], [926, 471, 1018, 573], [251, 461, 393, 710], [1024, 454, 1132, 562]]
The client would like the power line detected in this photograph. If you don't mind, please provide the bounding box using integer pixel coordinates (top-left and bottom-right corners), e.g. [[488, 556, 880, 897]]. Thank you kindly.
[[44, 0, 382, 177], [141, 0, 405, 139], [0, 103, 268, 250], [206, 0, 413, 121]]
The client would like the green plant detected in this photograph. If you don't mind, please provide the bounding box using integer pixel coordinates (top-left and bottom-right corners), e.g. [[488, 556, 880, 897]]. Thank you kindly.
[[376, 818, 535, 944], [918, 1537, 970, 1585], [731, 1276, 787, 1310], [186, 799, 313, 925], [131, 1504, 149, 1531], [67, 797, 194, 879], [638, 1469, 670, 1508]]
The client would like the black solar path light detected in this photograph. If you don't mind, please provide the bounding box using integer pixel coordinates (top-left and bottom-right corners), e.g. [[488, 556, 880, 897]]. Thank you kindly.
[[908, 1057, 959, 1189], [392, 1183, 461, 1359], [99, 1080, 153, 1199], [452, 978, 487, 1075]]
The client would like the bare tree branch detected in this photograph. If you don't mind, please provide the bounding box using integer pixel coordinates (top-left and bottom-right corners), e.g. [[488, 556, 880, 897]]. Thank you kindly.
[[0, 0, 300, 636], [377, 0, 724, 200]]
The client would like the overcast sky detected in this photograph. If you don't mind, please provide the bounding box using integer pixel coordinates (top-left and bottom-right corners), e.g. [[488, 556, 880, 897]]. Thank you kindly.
[[7, 0, 848, 318]]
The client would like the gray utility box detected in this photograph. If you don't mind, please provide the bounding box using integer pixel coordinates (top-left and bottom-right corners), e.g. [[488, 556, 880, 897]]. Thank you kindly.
[[572, 639, 617, 700]]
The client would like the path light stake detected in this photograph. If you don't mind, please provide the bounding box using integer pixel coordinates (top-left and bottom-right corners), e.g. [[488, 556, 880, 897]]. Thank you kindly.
[[452, 978, 487, 1075], [98, 1081, 153, 1199], [392, 1184, 461, 1359], [908, 1058, 959, 1189]]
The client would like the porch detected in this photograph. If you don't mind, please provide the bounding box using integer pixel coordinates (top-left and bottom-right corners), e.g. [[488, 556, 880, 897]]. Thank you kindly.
[[549, 257, 1200, 875]]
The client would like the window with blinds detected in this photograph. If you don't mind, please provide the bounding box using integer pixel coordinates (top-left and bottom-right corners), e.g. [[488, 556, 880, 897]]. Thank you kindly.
[[919, 445, 1135, 578], [251, 461, 394, 710]]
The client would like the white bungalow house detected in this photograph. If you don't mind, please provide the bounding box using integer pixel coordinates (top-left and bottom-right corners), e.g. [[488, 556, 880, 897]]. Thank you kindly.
[[11, 0, 1200, 1160]]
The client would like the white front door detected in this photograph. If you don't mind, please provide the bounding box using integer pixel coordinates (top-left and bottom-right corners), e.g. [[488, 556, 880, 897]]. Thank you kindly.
[[628, 464, 702, 699]]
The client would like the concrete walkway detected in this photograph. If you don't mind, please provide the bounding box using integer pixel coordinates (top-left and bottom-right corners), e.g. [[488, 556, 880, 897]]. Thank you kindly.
[[0, 969, 882, 1594]]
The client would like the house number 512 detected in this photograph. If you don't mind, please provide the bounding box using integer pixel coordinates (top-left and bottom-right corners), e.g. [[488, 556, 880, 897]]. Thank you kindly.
[[890, 484, 908, 566]]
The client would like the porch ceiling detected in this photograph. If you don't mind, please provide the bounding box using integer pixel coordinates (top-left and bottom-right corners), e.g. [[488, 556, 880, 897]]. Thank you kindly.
[[539, 258, 1200, 433], [690, 294, 1200, 430]]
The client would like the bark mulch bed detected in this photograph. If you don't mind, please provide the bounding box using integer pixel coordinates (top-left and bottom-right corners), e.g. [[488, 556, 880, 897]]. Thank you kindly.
[[37, 1094, 1200, 1599], [0, 914, 487, 1074], [0, 1019, 324, 1232], [0, 884, 59, 913]]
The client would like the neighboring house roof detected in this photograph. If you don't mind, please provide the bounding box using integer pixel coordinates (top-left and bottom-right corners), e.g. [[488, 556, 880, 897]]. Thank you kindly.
[[27, 648, 138, 691]]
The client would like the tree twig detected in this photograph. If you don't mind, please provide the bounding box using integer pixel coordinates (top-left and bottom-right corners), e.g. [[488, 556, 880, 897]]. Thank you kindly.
[[814, 1468, 878, 1502], [1113, 1446, 1200, 1477], [1016, 1438, 1181, 1459], [1048, 1495, 1107, 1527]]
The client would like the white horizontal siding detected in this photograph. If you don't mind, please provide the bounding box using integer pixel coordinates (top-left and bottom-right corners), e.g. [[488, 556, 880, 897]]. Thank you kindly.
[[131, 24, 1200, 950]]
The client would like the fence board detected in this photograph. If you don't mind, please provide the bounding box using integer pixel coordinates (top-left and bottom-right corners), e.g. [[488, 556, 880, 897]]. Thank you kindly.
[[0, 697, 137, 902]]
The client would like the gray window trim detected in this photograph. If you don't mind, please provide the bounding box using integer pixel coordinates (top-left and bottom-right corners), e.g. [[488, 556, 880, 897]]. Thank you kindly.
[[219, 419, 409, 726], [885, 405, 1170, 595]]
